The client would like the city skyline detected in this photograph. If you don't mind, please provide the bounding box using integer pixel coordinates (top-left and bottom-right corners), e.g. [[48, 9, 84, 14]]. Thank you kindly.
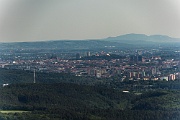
[[0, 0, 180, 42]]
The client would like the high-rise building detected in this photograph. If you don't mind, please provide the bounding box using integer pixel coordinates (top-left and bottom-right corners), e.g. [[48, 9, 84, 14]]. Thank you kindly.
[[130, 55, 136, 62], [76, 53, 81, 59], [130, 55, 142, 62], [87, 52, 90, 57], [137, 55, 142, 62], [169, 74, 176, 80]]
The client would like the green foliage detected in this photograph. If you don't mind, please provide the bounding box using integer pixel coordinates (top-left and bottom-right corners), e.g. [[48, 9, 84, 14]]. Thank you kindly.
[[0, 68, 100, 85], [0, 83, 180, 119], [132, 91, 180, 111], [0, 83, 133, 111], [1, 68, 180, 119]]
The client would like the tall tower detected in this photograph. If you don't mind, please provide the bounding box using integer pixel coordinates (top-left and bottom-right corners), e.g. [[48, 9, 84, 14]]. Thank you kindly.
[[87, 52, 90, 57], [34, 69, 36, 84]]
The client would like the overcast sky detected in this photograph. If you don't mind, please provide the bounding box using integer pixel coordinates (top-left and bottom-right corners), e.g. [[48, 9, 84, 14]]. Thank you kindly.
[[0, 0, 180, 42]]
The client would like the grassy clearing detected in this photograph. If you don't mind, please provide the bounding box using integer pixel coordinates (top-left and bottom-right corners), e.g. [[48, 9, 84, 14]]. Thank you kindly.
[[0, 110, 30, 114], [134, 92, 142, 95]]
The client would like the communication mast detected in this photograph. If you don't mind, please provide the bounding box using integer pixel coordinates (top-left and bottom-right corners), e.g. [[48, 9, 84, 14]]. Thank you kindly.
[[34, 69, 36, 83]]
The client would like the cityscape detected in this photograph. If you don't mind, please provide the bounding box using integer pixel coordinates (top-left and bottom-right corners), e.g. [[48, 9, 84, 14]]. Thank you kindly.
[[0, 36, 180, 120], [0, 44, 179, 81], [1, 0, 180, 119]]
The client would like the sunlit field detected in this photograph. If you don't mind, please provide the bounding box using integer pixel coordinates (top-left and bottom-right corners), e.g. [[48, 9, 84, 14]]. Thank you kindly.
[[0, 110, 30, 114]]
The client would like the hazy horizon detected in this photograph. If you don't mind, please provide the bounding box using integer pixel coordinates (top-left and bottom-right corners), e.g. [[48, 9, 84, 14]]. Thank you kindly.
[[0, 0, 180, 42]]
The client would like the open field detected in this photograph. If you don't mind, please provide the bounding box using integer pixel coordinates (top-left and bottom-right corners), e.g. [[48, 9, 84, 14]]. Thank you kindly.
[[0, 110, 30, 114]]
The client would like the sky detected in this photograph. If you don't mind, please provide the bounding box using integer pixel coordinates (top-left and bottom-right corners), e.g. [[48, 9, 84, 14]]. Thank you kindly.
[[0, 0, 180, 42]]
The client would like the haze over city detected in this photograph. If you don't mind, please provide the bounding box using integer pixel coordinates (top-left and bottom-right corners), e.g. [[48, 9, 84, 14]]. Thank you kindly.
[[0, 0, 180, 42]]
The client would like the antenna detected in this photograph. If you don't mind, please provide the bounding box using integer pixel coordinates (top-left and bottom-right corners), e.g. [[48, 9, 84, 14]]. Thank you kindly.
[[34, 69, 36, 83]]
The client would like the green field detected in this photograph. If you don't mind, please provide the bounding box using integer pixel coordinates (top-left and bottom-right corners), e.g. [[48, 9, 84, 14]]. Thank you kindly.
[[0, 110, 30, 114]]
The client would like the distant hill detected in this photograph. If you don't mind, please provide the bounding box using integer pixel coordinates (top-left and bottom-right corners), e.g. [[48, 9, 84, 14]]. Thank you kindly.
[[105, 33, 180, 44], [0, 34, 179, 50], [0, 40, 129, 50]]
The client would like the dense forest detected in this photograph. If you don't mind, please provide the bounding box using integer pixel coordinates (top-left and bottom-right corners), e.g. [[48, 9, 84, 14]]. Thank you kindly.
[[0, 68, 180, 120], [1, 68, 180, 90]]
